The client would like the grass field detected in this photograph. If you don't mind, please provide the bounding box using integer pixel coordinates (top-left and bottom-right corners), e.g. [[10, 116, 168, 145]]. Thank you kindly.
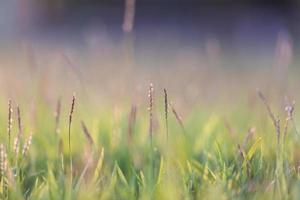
[[0, 45, 300, 200]]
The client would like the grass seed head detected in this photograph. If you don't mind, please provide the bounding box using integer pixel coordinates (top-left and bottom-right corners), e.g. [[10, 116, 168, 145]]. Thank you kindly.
[[163, 88, 169, 139], [148, 83, 154, 140], [0, 144, 7, 177], [17, 105, 22, 136], [69, 94, 76, 126], [13, 136, 20, 156], [22, 133, 33, 156]]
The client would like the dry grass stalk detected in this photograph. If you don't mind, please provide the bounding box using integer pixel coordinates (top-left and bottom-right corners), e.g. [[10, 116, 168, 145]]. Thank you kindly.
[[243, 127, 256, 149], [170, 102, 186, 134], [127, 104, 137, 144], [7, 100, 13, 150], [17, 105, 22, 137], [148, 83, 154, 144], [164, 89, 169, 139], [69, 94, 75, 152], [81, 121, 94, 147], [68, 94, 76, 180], [237, 144, 250, 177], [22, 133, 32, 156], [258, 91, 281, 144], [55, 98, 61, 135]]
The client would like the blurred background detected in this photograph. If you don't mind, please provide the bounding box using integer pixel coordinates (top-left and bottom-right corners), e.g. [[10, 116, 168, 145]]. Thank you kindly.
[[0, 0, 299, 108], [2, 0, 299, 52]]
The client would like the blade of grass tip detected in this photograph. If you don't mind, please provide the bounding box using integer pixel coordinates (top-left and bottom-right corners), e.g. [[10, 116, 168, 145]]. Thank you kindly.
[[92, 147, 104, 184], [247, 137, 262, 161], [116, 164, 128, 186], [139, 170, 146, 186], [163, 89, 169, 140], [68, 94, 76, 184], [157, 156, 164, 185], [81, 120, 95, 147], [170, 102, 186, 135]]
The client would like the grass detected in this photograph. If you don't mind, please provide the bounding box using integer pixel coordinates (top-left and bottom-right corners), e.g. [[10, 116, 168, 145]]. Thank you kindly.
[[0, 48, 300, 199], [0, 84, 299, 200]]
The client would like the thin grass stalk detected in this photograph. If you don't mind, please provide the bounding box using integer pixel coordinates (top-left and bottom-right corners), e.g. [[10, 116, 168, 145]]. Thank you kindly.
[[55, 98, 62, 157], [127, 104, 137, 145], [148, 83, 154, 146], [55, 98, 61, 135], [258, 91, 287, 197], [170, 102, 186, 134], [258, 91, 280, 145], [148, 83, 155, 186], [163, 89, 169, 140], [81, 120, 94, 147], [69, 94, 75, 184], [7, 100, 12, 152], [17, 105, 22, 137], [242, 127, 255, 149], [13, 105, 23, 165]]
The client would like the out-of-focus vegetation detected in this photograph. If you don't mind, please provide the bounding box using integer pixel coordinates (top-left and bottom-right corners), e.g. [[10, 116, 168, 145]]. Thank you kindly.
[[0, 42, 299, 200]]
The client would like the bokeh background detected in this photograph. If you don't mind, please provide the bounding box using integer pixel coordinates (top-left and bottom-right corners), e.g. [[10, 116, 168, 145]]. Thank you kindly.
[[2, 0, 299, 53], [0, 0, 299, 110]]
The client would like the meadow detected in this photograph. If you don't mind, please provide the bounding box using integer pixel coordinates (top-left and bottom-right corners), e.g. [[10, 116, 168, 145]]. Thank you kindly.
[[0, 44, 299, 200]]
